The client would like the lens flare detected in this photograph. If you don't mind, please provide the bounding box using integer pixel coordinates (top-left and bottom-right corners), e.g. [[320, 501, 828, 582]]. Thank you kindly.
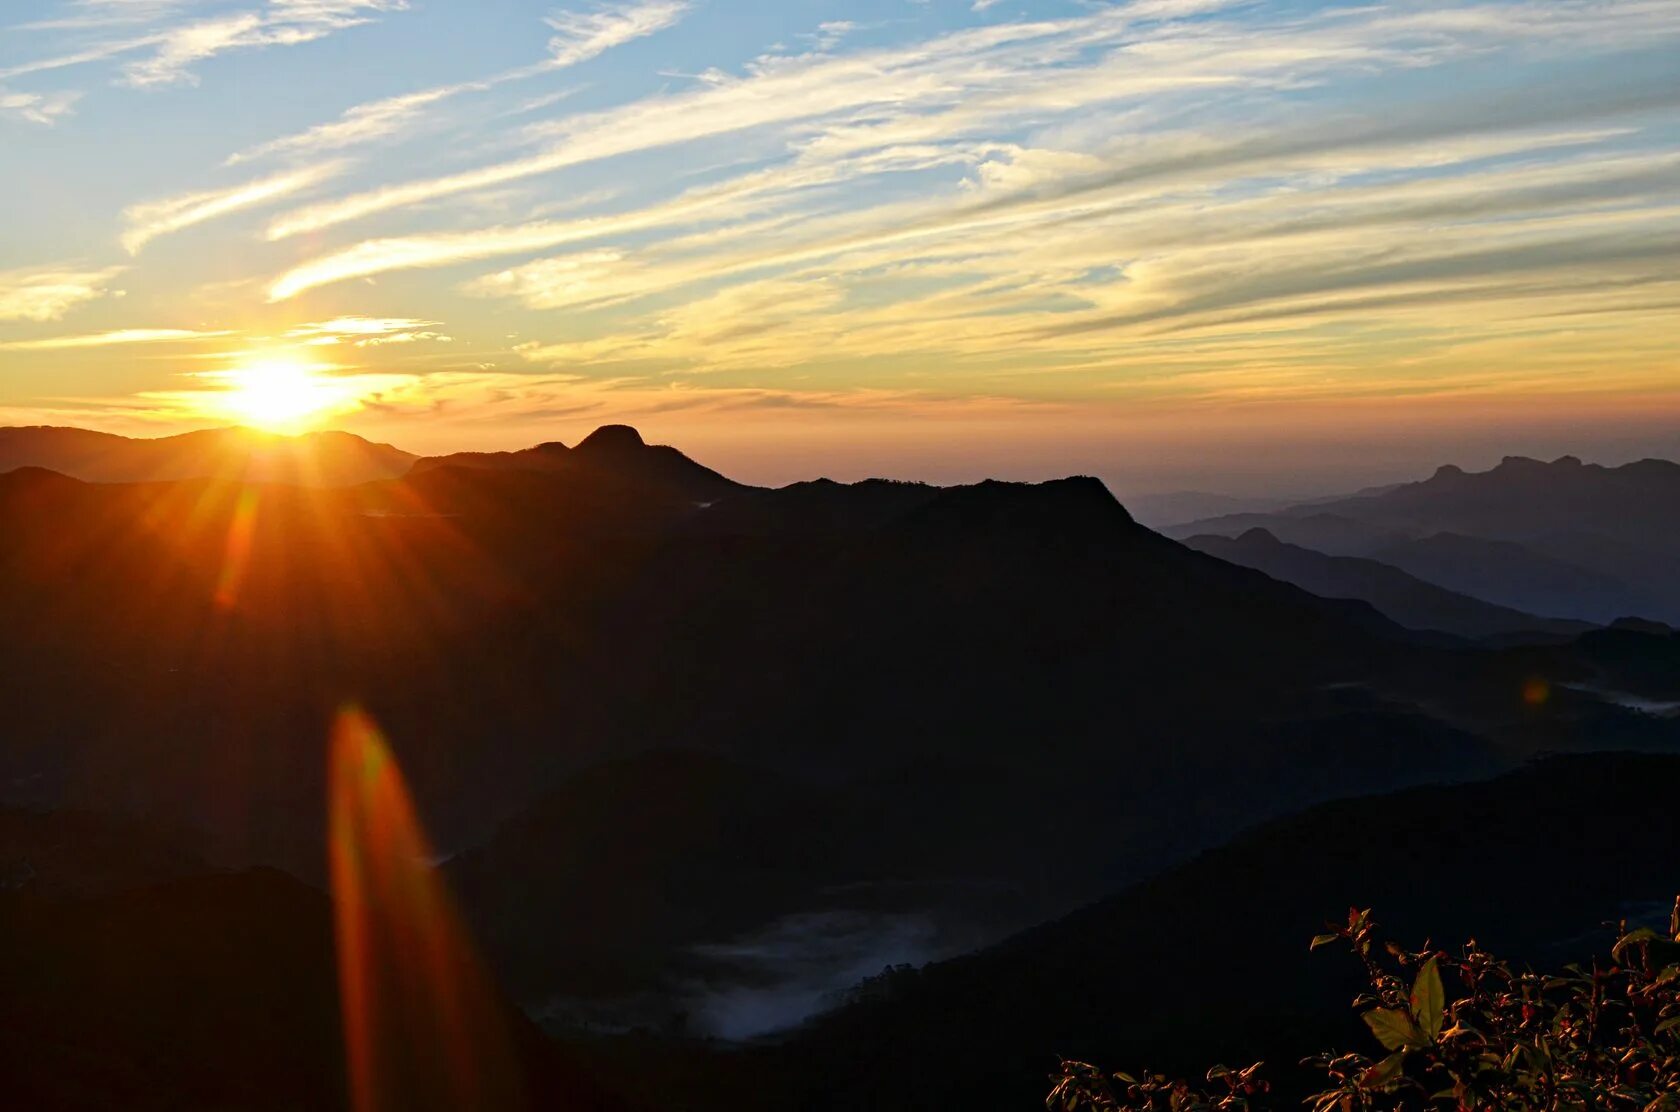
[[328, 706, 526, 1112]]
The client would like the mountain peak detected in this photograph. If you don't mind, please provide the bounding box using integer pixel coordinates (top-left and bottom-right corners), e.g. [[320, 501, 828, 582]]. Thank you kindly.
[[577, 425, 646, 454], [1431, 464, 1466, 480], [1237, 526, 1282, 545], [909, 476, 1136, 536]]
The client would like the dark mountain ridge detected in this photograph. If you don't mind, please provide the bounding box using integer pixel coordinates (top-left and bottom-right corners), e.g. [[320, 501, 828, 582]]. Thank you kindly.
[[409, 423, 743, 503], [0, 424, 415, 486], [1186, 527, 1591, 641]]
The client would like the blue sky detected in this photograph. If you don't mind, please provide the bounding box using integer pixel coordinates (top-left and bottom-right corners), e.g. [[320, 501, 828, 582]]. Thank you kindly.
[[2, 0, 1678, 492]]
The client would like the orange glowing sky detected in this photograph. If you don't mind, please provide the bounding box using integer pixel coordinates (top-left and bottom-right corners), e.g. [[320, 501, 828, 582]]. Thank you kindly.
[[1, 0, 1677, 493]]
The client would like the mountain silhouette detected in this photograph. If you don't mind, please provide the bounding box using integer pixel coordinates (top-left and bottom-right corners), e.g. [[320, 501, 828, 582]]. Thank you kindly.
[[4, 427, 1678, 1105], [1186, 527, 1591, 641], [1370, 531, 1651, 623], [1167, 454, 1680, 622], [1168, 510, 1407, 554], [410, 423, 744, 503], [0, 425, 414, 486]]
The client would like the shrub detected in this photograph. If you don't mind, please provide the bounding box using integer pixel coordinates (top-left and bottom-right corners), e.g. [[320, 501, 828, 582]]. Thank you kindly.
[[1049, 901, 1680, 1111]]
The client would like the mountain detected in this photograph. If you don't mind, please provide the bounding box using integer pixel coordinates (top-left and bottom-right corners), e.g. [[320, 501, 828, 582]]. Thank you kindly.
[[666, 752, 1680, 1111], [0, 806, 208, 898], [4, 427, 1677, 1090], [1370, 531, 1650, 624], [1322, 456, 1680, 546], [1166, 455, 1680, 623], [1115, 480, 1408, 531], [0, 442, 1502, 1031], [0, 425, 414, 486], [409, 424, 744, 503], [1119, 490, 1291, 529], [0, 868, 623, 1111], [1168, 510, 1407, 555], [1185, 528, 1591, 640], [406, 439, 576, 474]]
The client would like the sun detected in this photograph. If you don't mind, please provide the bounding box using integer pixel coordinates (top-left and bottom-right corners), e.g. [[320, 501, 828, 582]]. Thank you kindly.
[[214, 358, 357, 431]]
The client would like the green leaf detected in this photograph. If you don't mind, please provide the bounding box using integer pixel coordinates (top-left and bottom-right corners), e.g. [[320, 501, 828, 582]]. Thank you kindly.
[[1310, 933, 1340, 951], [1363, 1007, 1425, 1051], [1612, 927, 1663, 962], [1655, 1015, 1680, 1036], [1411, 955, 1445, 1042], [1359, 1051, 1407, 1090]]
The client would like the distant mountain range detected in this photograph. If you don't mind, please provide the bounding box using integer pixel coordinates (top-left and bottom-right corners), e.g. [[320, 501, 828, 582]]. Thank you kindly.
[[0, 423, 741, 502], [1167, 455, 1680, 623], [1185, 528, 1592, 641], [0, 425, 415, 486], [1121, 481, 1405, 530]]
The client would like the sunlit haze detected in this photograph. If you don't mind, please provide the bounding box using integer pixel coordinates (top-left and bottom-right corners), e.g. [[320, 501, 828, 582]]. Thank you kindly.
[[2, 0, 1677, 493]]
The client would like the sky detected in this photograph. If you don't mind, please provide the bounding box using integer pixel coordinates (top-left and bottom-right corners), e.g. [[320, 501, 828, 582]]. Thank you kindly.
[[1, 0, 1678, 495]]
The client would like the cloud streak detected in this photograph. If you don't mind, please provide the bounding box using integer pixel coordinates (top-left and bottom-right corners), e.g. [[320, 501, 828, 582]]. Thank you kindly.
[[0, 327, 233, 351], [0, 265, 124, 322], [214, 0, 687, 188], [123, 163, 340, 252], [0, 1, 408, 87], [546, 1, 689, 69]]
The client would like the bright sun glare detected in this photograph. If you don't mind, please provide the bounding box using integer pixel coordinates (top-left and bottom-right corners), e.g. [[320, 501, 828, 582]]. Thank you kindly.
[[215, 358, 355, 431]]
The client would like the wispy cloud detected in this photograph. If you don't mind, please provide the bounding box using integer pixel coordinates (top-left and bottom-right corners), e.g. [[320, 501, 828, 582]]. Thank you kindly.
[[0, 1, 406, 87], [267, 162, 817, 297], [125, 1, 408, 87], [0, 327, 233, 351], [287, 316, 453, 346], [227, 84, 467, 164], [545, 1, 689, 69], [0, 84, 81, 124], [123, 163, 339, 252], [263, 0, 1664, 244], [220, 2, 683, 169], [0, 265, 124, 321]]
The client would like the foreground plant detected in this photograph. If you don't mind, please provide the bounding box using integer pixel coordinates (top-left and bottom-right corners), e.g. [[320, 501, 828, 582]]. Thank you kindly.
[[1050, 901, 1680, 1111]]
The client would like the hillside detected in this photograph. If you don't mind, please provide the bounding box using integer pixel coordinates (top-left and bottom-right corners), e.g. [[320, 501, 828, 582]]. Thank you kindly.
[[682, 752, 1680, 1111], [1185, 528, 1591, 640], [0, 868, 623, 1111], [0, 425, 414, 486]]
